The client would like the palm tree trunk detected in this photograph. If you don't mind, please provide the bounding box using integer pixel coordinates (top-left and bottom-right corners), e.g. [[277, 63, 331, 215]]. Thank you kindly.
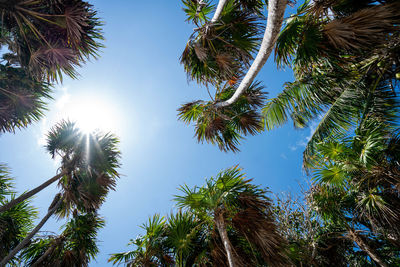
[[347, 228, 387, 267], [31, 246, 55, 267], [215, 0, 288, 108], [0, 170, 65, 213], [215, 211, 236, 267], [0, 194, 63, 266], [211, 0, 228, 23], [31, 237, 64, 267]]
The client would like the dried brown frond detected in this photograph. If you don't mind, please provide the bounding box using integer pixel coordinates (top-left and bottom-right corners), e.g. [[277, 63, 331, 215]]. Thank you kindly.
[[237, 111, 263, 135], [210, 228, 246, 267], [323, 2, 400, 51], [194, 43, 208, 62], [215, 53, 234, 75], [64, 5, 89, 48], [204, 116, 227, 141], [232, 193, 290, 266], [29, 45, 79, 80], [310, 0, 343, 16]]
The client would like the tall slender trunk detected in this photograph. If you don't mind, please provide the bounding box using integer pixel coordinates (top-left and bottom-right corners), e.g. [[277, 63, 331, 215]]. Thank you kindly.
[[0, 170, 66, 213], [215, 0, 288, 108], [31, 245, 55, 267], [0, 194, 63, 266], [347, 228, 387, 267], [31, 237, 64, 267], [211, 0, 228, 23], [215, 211, 236, 267]]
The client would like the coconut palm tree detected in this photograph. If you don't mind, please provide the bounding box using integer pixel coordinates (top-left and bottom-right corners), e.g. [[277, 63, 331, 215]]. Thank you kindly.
[[307, 122, 400, 266], [181, 0, 400, 154], [0, 120, 121, 213], [21, 211, 104, 267], [0, 120, 120, 265], [175, 166, 288, 267], [0, 165, 37, 266], [263, 0, 400, 164]]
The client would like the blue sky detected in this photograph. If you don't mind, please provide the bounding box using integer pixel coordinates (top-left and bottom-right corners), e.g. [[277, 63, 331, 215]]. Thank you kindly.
[[0, 1, 312, 265]]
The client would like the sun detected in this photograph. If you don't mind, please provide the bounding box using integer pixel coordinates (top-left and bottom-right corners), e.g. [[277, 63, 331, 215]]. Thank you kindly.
[[55, 93, 120, 134]]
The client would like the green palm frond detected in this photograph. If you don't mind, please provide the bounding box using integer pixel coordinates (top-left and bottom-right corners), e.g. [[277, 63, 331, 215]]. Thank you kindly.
[[303, 80, 398, 168], [45, 120, 121, 217], [0, 64, 52, 133], [178, 81, 266, 152], [303, 86, 359, 167], [181, 0, 263, 85], [356, 188, 396, 225], [165, 211, 208, 266], [46, 120, 121, 175], [22, 212, 104, 266], [175, 166, 250, 214], [313, 164, 347, 188], [275, 13, 322, 69], [182, 0, 214, 25], [0, 164, 14, 200], [0, 0, 104, 82], [109, 214, 172, 266], [308, 185, 347, 223], [0, 171, 38, 266]]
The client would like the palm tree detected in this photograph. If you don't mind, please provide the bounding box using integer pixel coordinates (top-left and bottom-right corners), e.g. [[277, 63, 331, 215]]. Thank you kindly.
[[0, 120, 121, 265], [307, 122, 400, 266], [179, 0, 288, 151], [175, 166, 288, 267], [0, 0, 104, 82], [181, 0, 264, 85], [0, 193, 64, 266], [110, 167, 288, 266], [181, 0, 400, 154], [0, 165, 37, 266], [178, 81, 266, 152], [109, 214, 173, 266], [21, 211, 105, 267], [164, 211, 210, 266], [0, 120, 121, 213], [109, 211, 211, 266], [263, 0, 400, 164], [0, 64, 52, 133], [0, 0, 103, 134]]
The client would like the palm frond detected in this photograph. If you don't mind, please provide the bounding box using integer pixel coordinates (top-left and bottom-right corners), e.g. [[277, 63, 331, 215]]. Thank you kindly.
[[178, 81, 266, 152]]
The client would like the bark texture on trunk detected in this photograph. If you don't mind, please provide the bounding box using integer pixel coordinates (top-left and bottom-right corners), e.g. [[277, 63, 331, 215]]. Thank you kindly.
[[0, 171, 65, 213], [31, 237, 63, 267], [215, 0, 288, 108], [211, 0, 228, 23], [348, 228, 387, 267], [0, 194, 63, 267], [215, 211, 236, 267]]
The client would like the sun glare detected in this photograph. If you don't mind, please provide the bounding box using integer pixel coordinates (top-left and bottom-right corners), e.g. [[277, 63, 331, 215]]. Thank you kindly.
[[56, 94, 120, 135]]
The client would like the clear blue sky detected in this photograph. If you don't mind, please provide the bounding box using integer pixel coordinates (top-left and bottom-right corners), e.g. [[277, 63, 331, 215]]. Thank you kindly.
[[0, 1, 310, 265]]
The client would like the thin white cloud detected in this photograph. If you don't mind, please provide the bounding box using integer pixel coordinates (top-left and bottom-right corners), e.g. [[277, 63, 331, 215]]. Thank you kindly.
[[55, 90, 71, 110], [289, 117, 320, 152]]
